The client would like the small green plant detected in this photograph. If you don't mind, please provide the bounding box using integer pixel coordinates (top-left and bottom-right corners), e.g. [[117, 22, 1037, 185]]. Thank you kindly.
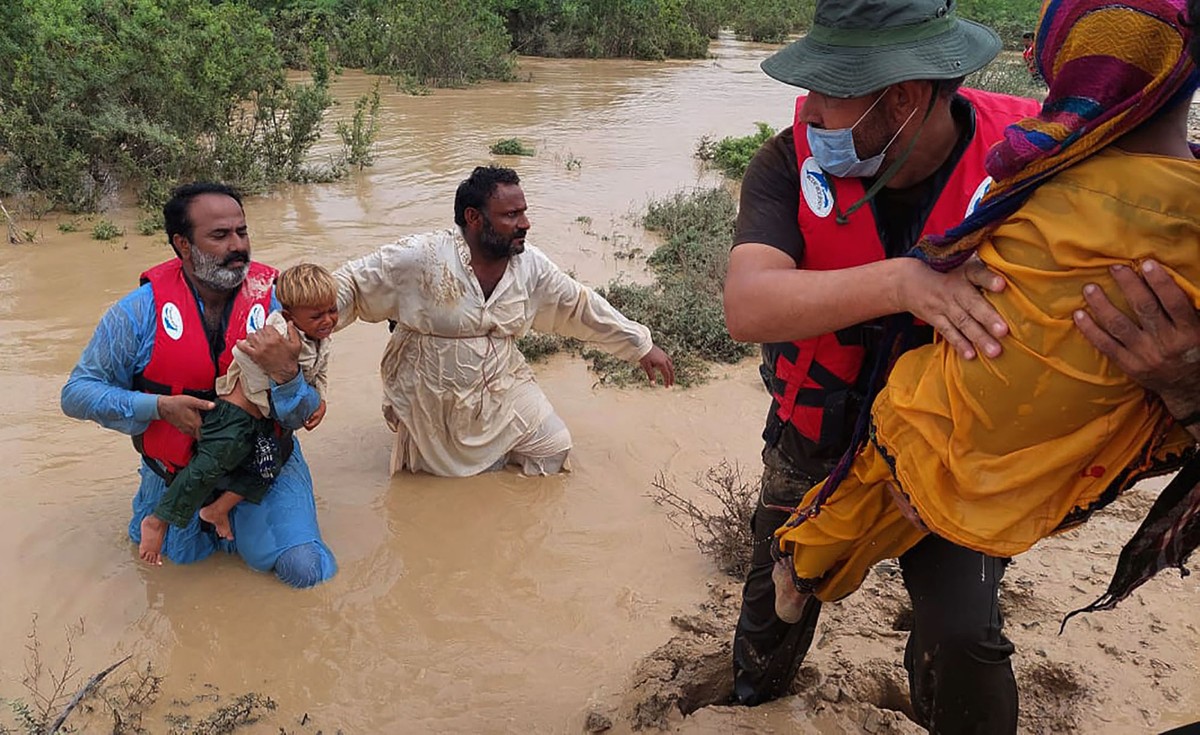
[[91, 219, 123, 241], [338, 81, 383, 169], [565, 154, 582, 171], [575, 215, 592, 225], [696, 122, 776, 180], [136, 215, 162, 236], [56, 220, 79, 233], [489, 138, 535, 156]]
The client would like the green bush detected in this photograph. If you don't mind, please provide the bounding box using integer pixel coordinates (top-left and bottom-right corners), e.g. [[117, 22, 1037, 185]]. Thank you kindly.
[[732, 0, 813, 42], [338, 81, 383, 168], [136, 215, 163, 236], [696, 122, 775, 179], [341, 0, 515, 86], [0, 0, 337, 211], [682, 0, 731, 39], [957, 0, 1040, 48], [92, 219, 123, 241], [490, 138, 536, 156], [519, 188, 750, 386], [968, 55, 1044, 98], [501, 0, 709, 60]]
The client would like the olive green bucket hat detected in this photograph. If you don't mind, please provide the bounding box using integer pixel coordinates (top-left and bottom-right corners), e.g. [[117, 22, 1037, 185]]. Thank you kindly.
[[761, 0, 1001, 98]]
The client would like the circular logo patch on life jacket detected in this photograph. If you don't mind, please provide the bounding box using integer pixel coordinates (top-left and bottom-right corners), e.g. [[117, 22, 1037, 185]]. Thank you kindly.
[[161, 302, 184, 341], [800, 157, 834, 219], [247, 303, 266, 334], [966, 176, 993, 218]]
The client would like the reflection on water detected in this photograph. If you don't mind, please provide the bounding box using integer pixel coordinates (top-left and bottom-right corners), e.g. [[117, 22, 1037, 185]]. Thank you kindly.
[[0, 36, 792, 732]]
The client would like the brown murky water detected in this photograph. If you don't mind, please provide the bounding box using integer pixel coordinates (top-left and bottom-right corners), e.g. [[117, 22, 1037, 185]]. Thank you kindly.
[[9, 37, 1199, 735], [0, 37, 800, 732]]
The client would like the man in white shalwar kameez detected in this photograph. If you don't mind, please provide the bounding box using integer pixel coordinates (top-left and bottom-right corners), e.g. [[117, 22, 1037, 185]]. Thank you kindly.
[[334, 166, 676, 477]]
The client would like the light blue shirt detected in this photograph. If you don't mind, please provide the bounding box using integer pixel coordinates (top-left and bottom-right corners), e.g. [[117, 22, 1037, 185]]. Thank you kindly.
[[61, 282, 320, 432]]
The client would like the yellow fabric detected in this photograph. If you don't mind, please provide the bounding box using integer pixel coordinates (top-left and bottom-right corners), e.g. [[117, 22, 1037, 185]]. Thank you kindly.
[[776, 444, 928, 602], [777, 148, 1200, 598]]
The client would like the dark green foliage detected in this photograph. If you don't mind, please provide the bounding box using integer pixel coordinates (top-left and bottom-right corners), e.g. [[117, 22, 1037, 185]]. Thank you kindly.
[[731, 0, 813, 42], [682, 0, 731, 39], [341, 0, 516, 86], [490, 138, 536, 156], [0, 0, 336, 211], [498, 0, 709, 60], [957, 0, 1041, 48], [696, 122, 775, 180]]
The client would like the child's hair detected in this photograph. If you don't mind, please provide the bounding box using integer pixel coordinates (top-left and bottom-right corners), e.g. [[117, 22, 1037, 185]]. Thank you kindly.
[[276, 263, 337, 310]]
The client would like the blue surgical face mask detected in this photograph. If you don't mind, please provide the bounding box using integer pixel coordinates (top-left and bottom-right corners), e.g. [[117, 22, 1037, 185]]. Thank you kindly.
[[807, 92, 916, 179]]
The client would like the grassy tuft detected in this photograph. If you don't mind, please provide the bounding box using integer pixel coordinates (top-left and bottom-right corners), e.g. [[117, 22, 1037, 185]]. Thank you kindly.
[[91, 219, 123, 241], [696, 123, 776, 180], [968, 55, 1046, 98], [489, 138, 535, 156]]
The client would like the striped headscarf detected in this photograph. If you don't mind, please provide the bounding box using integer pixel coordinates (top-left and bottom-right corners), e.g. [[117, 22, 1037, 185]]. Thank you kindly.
[[916, 0, 1200, 272], [791, 0, 1198, 524]]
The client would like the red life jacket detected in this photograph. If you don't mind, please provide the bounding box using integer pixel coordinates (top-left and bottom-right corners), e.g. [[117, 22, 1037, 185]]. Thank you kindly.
[[132, 259, 277, 472], [767, 88, 1041, 451]]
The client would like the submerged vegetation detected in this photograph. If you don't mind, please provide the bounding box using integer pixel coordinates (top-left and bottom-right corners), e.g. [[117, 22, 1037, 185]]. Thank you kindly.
[[490, 138, 537, 157], [649, 461, 758, 577], [518, 187, 753, 386]]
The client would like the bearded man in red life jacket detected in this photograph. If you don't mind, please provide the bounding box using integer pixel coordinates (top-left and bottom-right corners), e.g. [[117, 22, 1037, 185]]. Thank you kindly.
[[61, 182, 336, 587]]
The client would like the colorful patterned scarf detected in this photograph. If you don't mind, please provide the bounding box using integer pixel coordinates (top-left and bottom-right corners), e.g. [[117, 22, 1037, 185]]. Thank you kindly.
[[916, 0, 1200, 272]]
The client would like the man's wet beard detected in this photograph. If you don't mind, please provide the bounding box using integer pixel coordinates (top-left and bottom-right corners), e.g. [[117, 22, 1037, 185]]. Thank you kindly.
[[191, 246, 250, 291], [479, 217, 527, 260]]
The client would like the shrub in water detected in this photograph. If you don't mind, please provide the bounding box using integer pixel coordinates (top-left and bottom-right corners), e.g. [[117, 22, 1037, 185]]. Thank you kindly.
[[696, 122, 776, 180], [490, 138, 535, 156], [92, 219, 122, 241]]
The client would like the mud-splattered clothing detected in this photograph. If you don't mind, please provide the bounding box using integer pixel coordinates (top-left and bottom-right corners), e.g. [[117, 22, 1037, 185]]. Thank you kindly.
[[334, 229, 653, 477], [217, 310, 331, 412]]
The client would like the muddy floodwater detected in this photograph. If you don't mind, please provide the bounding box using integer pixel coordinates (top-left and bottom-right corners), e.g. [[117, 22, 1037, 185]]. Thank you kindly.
[[0, 36, 789, 733], [3, 36, 1199, 735]]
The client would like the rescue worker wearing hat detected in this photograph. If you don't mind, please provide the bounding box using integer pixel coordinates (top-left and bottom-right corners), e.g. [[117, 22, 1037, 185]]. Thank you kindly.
[[722, 0, 1039, 728]]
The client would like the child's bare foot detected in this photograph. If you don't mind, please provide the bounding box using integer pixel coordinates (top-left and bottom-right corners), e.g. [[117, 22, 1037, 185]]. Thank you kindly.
[[139, 515, 167, 566], [199, 505, 234, 540], [772, 557, 810, 624]]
